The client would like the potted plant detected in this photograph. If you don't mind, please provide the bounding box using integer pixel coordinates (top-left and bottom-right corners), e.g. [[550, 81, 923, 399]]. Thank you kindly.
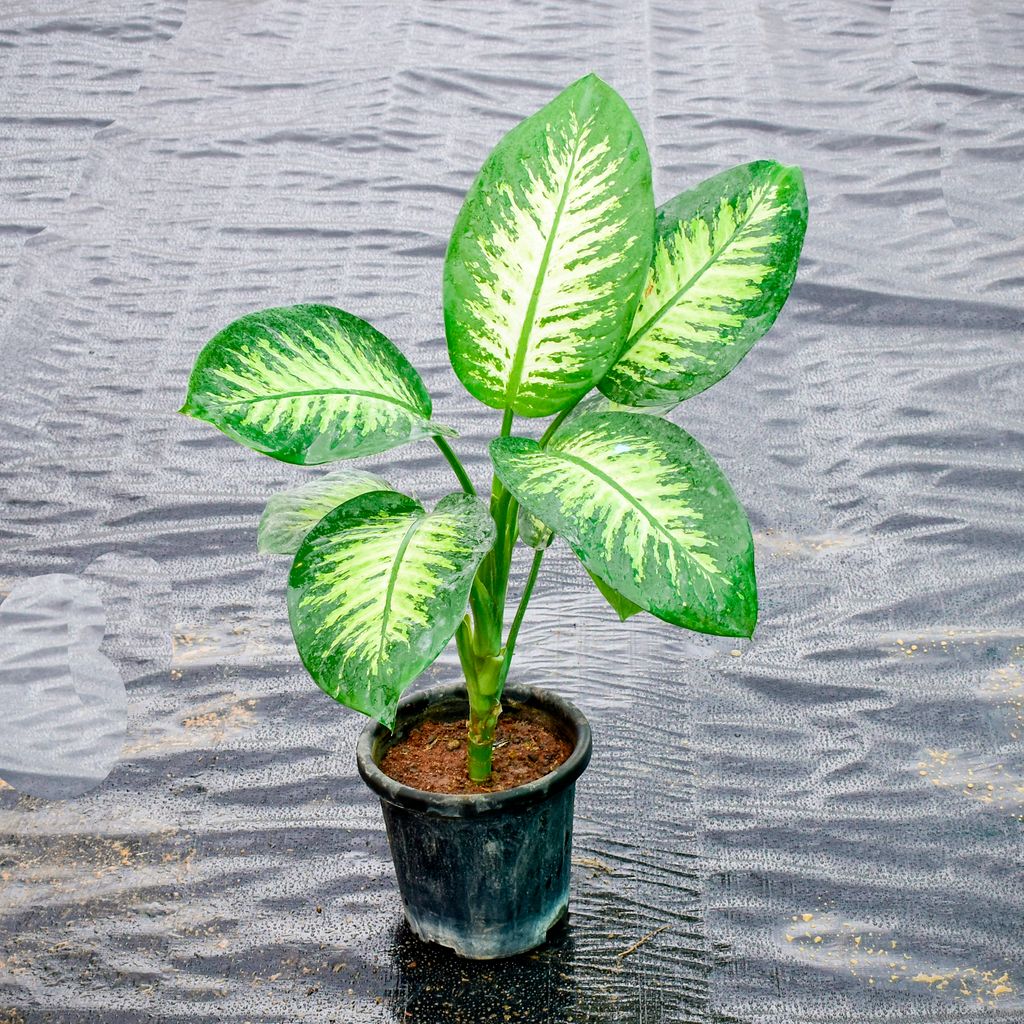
[[179, 74, 807, 959]]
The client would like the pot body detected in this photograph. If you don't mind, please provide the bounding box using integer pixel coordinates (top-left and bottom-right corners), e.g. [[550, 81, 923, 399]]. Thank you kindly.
[[356, 683, 592, 959]]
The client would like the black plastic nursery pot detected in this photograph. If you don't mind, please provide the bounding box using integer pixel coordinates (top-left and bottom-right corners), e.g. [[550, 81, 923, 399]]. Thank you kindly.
[[356, 682, 593, 960]]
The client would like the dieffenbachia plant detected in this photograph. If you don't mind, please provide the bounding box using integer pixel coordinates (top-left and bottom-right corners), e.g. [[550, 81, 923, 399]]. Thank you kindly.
[[180, 75, 807, 782]]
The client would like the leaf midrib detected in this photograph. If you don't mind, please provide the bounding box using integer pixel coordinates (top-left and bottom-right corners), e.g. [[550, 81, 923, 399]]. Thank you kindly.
[[503, 118, 591, 411], [214, 386, 424, 418], [553, 449, 706, 573], [376, 513, 427, 662], [624, 176, 776, 352]]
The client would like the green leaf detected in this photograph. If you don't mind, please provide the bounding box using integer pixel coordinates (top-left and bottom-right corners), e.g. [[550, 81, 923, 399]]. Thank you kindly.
[[444, 74, 654, 418], [585, 567, 642, 622], [490, 411, 756, 637], [553, 393, 678, 439], [600, 161, 807, 408], [257, 468, 392, 556], [287, 490, 495, 727], [180, 304, 453, 465], [518, 504, 553, 550]]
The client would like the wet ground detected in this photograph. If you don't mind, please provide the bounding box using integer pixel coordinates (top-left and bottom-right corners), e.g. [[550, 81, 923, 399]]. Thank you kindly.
[[0, 1, 1022, 1021]]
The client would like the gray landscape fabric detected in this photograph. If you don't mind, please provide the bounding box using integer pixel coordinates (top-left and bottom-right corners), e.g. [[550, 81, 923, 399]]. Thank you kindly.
[[0, 2, 1021, 1022]]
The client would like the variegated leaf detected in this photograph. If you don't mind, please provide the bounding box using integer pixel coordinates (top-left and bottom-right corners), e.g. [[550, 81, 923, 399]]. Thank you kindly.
[[490, 411, 756, 637], [257, 468, 391, 556], [555, 392, 678, 436], [181, 304, 453, 465], [288, 491, 495, 727], [600, 161, 807, 408], [518, 504, 553, 550], [444, 74, 654, 417], [585, 567, 642, 622]]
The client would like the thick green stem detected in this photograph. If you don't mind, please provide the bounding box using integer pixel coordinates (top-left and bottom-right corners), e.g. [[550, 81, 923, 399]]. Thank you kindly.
[[463, 611, 502, 781], [466, 650, 502, 781], [461, 405, 548, 782], [463, 547, 545, 781], [432, 435, 476, 496]]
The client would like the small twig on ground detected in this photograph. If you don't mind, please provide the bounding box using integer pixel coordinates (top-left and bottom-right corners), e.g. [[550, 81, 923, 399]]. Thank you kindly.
[[615, 923, 669, 959]]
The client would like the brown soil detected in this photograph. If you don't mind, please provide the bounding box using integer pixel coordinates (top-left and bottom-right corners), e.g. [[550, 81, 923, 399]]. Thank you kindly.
[[379, 704, 574, 795]]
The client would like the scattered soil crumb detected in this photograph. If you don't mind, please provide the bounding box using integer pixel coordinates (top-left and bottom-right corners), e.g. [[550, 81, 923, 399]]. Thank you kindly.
[[381, 705, 573, 794]]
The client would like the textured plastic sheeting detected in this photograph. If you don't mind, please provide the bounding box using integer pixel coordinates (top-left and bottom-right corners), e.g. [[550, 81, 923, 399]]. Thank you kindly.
[[0, 574, 126, 798], [0, 1, 1020, 1022]]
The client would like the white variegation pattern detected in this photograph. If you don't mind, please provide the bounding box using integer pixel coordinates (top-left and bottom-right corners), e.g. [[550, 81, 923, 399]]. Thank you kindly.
[[530, 422, 719, 581], [257, 469, 391, 555], [630, 184, 782, 359], [490, 411, 757, 637], [601, 161, 807, 408], [518, 503, 553, 550], [445, 75, 653, 417], [287, 491, 495, 726], [181, 304, 452, 465]]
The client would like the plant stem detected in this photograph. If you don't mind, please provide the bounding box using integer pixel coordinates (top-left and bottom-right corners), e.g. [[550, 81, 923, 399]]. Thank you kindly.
[[497, 547, 544, 691], [465, 547, 544, 780], [458, 392, 597, 777], [469, 574, 499, 654], [465, 397, 569, 776], [461, 406, 521, 781], [539, 402, 577, 447], [483, 405, 516, 615], [466, 650, 502, 781], [460, 615, 502, 781], [432, 435, 476, 496], [455, 616, 477, 686], [487, 407, 514, 518]]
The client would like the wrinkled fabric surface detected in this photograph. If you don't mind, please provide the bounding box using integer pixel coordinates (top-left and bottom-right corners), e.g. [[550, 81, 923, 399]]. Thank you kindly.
[[0, 573, 127, 799], [0, 2, 1021, 1021]]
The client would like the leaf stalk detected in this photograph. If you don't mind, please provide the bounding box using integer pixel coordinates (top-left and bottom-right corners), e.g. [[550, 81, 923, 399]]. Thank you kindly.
[[432, 435, 476, 496]]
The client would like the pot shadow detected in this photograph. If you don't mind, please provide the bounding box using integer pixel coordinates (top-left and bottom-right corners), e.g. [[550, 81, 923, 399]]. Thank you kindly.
[[383, 914, 598, 1023]]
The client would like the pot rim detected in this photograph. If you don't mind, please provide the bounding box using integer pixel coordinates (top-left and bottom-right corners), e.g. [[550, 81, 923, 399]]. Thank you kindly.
[[356, 681, 592, 817]]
